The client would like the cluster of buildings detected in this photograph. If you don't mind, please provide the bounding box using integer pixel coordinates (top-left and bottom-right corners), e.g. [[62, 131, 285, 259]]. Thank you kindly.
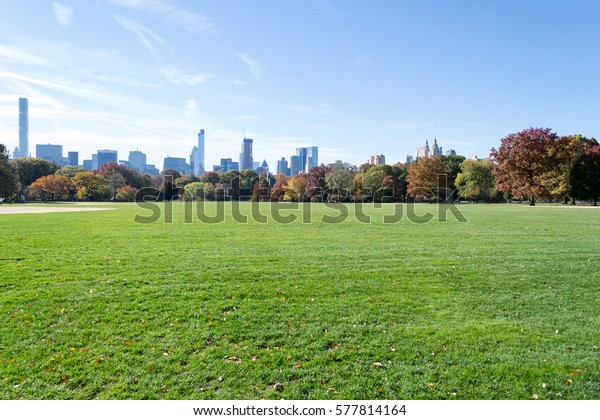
[[405, 138, 457, 164], [274, 146, 319, 176], [8, 97, 465, 177]]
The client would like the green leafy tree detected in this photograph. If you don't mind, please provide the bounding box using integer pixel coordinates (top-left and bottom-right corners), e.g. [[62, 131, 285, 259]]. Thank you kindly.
[[12, 157, 59, 200], [0, 143, 19, 200], [455, 159, 496, 202], [440, 155, 466, 201], [199, 171, 220, 185], [390, 164, 409, 202], [175, 175, 195, 189], [220, 170, 242, 200], [361, 164, 393, 201], [161, 169, 181, 180], [325, 163, 355, 202], [56, 165, 85, 178], [542, 135, 598, 204], [72, 172, 109, 200], [569, 145, 600, 206], [183, 182, 206, 201]]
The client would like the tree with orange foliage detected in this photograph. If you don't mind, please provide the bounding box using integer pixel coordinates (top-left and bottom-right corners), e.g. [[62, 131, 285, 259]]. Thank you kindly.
[[28, 174, 70, 201], [406, 156, 449, 202]]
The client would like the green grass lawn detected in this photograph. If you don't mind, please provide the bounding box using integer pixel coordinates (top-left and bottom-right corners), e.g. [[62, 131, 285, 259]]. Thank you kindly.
[[1, 202, 599, 399]]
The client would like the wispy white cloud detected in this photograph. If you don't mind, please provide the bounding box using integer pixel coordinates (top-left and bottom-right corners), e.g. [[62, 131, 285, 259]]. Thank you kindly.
[[53, 3, 73, 28], [224, 114, 259, 121], [183, 98, 196, 117], [160, 66, 214, 86], [221, 94, 263, 105], [0, 44, 54, 67], [113, 15, 165, 60], [290, 102, 337, 115], [82, 71, 161, 88], [111, 0, 214, 34], [236, 53, 263, 80]]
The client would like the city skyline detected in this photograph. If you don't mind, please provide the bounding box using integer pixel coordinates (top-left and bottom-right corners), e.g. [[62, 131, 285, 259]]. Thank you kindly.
[[1, 1, 600, 168]]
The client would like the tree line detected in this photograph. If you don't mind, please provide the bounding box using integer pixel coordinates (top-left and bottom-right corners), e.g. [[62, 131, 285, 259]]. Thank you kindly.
[[1, 127, 599, 205]]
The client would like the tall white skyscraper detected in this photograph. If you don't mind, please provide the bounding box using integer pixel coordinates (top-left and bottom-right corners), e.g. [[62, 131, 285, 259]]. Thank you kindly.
[[191, 129, 205, 176], [17, 98, 28, 158]]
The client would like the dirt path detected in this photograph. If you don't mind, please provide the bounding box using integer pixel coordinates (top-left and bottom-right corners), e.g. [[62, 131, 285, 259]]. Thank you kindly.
[[0, 206, 116, 215]]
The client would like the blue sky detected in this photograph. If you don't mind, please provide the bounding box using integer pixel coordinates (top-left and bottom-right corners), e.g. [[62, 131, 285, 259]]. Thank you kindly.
[[1, 0, 599, 169]]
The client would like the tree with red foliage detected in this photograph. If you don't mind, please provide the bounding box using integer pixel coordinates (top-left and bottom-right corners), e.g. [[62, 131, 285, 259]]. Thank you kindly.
[[490, 127, 560, 206], [271, 173, 288, 201], [305, 165, 330, 202]]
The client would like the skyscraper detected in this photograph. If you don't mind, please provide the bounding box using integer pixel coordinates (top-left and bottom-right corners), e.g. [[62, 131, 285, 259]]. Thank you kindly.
[[18, 98, 28, 158], [128, 150, 147, 171], [67, 151, 78, 166], [190, 129, 205, 176], [296, 147, 306, 173], [36, 144, 63, 164], [295, 146, 319, 173], [97, 149, 118, 169], [368, 154, 385, 165], [163, 157, 188, 174], [240, 138, 253, 171], [289, 155, 301, 176], [306, 146, 318, 172], [277, 157, 289, 175]]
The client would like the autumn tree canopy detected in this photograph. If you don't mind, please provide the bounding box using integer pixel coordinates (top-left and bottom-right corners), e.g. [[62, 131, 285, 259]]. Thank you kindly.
[[406, 156, 450, 202], [28, 174, 70, 201], [490, 127, 561, 205]]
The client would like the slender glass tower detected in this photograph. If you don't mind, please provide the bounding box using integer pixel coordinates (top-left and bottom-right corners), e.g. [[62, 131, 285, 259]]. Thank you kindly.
[[19, 98, 29, 158]]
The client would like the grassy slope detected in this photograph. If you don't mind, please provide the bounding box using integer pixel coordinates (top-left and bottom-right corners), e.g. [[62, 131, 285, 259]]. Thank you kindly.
[[1, 203, 599, 399]]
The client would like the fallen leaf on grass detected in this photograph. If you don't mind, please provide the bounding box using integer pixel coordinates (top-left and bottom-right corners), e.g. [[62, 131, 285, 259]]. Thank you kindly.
[[123, 340, 132, 345], [224, 356, 241, 364], [372, 362, 383, 367]]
